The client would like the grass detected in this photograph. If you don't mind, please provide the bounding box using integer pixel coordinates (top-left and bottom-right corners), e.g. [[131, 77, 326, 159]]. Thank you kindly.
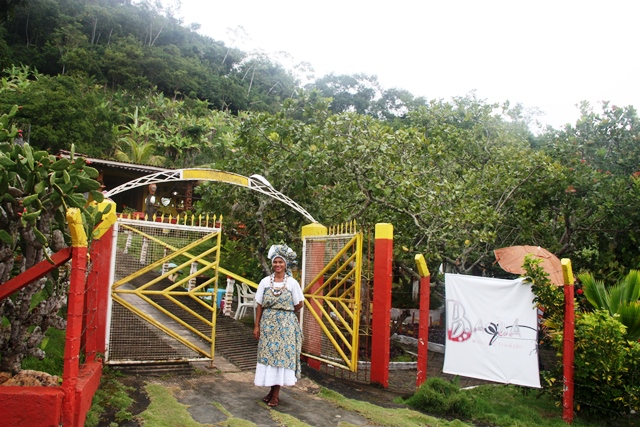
[[269, 408, 315, 427], [210, 402, 255, 427], [466, 384, 640, 427], [402, 378, 640, 427], [85, 368, 135, 427], [138, 383, 205, 427], [21, 327, 66, 376], [390, 352, 417, 362], [138, 382, 314, 427], [319, 387, 470, 427]]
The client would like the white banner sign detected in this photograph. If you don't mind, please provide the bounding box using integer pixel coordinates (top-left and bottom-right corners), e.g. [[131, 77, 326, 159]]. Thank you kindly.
[[443, 274, 540, 388]]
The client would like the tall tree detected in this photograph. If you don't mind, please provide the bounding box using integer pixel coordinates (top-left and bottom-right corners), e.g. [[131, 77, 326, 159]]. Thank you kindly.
[[0, 0, 28, 23], [309, 73, 381, 115], [538, 102, 640, 278]]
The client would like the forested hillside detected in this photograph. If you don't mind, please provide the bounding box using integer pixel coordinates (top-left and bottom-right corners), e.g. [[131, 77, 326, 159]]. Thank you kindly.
[[1, 0, 298, 112], [2, 0, 639, 283]]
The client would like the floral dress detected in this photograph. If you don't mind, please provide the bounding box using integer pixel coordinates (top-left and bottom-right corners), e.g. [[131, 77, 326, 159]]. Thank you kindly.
[[254, 277, 304, 386]]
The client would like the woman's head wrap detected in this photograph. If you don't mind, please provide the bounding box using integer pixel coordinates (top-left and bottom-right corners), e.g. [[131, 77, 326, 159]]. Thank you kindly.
[[267, 244, 297, 276]]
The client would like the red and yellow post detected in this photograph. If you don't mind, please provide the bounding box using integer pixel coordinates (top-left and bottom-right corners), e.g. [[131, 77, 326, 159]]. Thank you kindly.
[[562, 258, 575, 424], [414, 254, 430, 388], [370, 223, 393, 387], [62, 208, 88, 427], [85, 200, 117, 361]]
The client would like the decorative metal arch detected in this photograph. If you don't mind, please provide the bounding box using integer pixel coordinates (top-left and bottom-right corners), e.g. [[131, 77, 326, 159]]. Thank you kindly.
[[103, 168, 317, 223]]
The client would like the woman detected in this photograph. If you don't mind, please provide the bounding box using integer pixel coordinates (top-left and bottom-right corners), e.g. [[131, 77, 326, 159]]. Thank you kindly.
[[253, 244, 304, 407]]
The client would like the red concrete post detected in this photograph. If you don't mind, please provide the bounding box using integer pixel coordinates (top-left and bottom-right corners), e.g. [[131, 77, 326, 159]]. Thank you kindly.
[[300, 223, 327, 370], [85, 226, 114, 360], [370, 223, 393, 388], [561, 259, 575, 424], [82, 253, 97, 362], [91, 200, 118, 357], [62, 208, 89, 427], [414, 254, 430, 389]]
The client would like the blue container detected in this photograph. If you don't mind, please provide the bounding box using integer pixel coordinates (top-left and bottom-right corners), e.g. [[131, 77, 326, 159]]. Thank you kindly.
[[216, 289, 226, 308]]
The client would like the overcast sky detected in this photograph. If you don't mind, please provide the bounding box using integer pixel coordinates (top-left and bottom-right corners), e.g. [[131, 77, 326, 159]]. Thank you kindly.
[[176, 0, 640, 129]]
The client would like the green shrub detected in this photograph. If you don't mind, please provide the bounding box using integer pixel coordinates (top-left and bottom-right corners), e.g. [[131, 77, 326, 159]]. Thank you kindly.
[[446, 392, 476, 419], [424, 376, 460, 397], [543, 310, 640, 418], [405, 377, 477, 418]]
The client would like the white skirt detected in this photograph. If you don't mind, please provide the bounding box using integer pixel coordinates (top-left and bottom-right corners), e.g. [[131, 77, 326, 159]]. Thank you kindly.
[[254, 363, 298, 387]]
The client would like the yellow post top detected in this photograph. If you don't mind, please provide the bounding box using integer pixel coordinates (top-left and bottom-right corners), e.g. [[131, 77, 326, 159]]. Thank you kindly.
[[92, 200, 117, 240], [415, 254, 430, 278], [67, 207, 87, 247], [375, 223, 393, 240], [301, 223, 327, 238], [561, 258, 574, 285]]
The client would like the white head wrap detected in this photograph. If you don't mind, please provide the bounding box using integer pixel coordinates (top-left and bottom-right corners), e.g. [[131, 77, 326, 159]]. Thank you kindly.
[[267, 244, 297, 276]]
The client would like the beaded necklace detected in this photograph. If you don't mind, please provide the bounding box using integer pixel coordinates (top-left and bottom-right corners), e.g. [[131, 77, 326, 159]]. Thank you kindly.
[[269, 273, 287, 296]]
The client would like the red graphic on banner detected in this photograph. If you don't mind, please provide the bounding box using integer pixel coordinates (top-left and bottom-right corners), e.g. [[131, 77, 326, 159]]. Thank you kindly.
[[446, 300, 472, 342]]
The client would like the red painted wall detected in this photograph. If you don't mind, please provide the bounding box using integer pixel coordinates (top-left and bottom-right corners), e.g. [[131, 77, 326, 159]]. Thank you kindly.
[[0, 387, 64, 427]]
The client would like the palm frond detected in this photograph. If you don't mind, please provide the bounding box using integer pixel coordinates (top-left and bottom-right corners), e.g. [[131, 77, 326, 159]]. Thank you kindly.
[[579, 272, 610, 311], [617, 303, 640, 341], [580, 271, 640, 340]]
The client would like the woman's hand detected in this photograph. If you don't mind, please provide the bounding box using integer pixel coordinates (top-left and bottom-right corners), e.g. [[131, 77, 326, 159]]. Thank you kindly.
[[253, 325, 260, 340]]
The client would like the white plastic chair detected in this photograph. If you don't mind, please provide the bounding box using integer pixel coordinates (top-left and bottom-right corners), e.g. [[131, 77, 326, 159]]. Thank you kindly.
[[234, 282, 257, 320]]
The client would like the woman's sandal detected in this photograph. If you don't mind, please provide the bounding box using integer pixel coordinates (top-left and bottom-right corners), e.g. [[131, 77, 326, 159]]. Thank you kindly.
[[262, 393, 272, 403], [267, 397, 279, 407]]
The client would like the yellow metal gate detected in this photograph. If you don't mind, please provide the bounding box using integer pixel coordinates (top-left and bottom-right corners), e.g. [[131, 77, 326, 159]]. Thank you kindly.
[[301, 224, 363, 371], [106, 215, 222, 364]]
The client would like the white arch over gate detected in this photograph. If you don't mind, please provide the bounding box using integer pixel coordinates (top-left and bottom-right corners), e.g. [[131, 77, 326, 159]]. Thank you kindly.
[[103, 168, 317, 223]]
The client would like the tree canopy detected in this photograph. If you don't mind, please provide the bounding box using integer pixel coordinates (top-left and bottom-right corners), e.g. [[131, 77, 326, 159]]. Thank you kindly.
[[1, 0, 639, 283]]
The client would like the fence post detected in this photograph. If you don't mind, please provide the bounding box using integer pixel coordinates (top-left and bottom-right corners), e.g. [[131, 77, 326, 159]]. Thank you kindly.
[[561, 258, 575, 424], [62, 208, 88, 427], [370, 223, 393, 388], [86, 200, 117, 360], [415, 254, 430, 389]]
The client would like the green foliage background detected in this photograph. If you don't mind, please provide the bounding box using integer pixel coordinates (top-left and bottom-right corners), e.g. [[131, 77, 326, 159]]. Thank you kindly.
[[2, 0, 640, 282], [1, 2, 639, 420]]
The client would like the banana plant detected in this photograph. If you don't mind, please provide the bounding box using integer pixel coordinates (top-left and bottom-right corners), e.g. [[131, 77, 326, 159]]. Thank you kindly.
[[579, 270, 640, 340]]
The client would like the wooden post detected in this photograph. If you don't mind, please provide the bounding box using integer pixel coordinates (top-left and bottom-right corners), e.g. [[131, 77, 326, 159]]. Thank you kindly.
[[562, 258, 575, 424], [370, 223, 393, 388], [415, 254, 430, 389]]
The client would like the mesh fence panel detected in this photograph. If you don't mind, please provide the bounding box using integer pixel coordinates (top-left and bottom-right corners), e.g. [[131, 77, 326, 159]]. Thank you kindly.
[[302, 231, 371, 382], [108, 301, 201, 361], [107, 217, 220, 363]]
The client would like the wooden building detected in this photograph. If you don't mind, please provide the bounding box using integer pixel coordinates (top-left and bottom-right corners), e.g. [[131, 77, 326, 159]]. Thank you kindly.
[[56, 151, 197, 216]]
